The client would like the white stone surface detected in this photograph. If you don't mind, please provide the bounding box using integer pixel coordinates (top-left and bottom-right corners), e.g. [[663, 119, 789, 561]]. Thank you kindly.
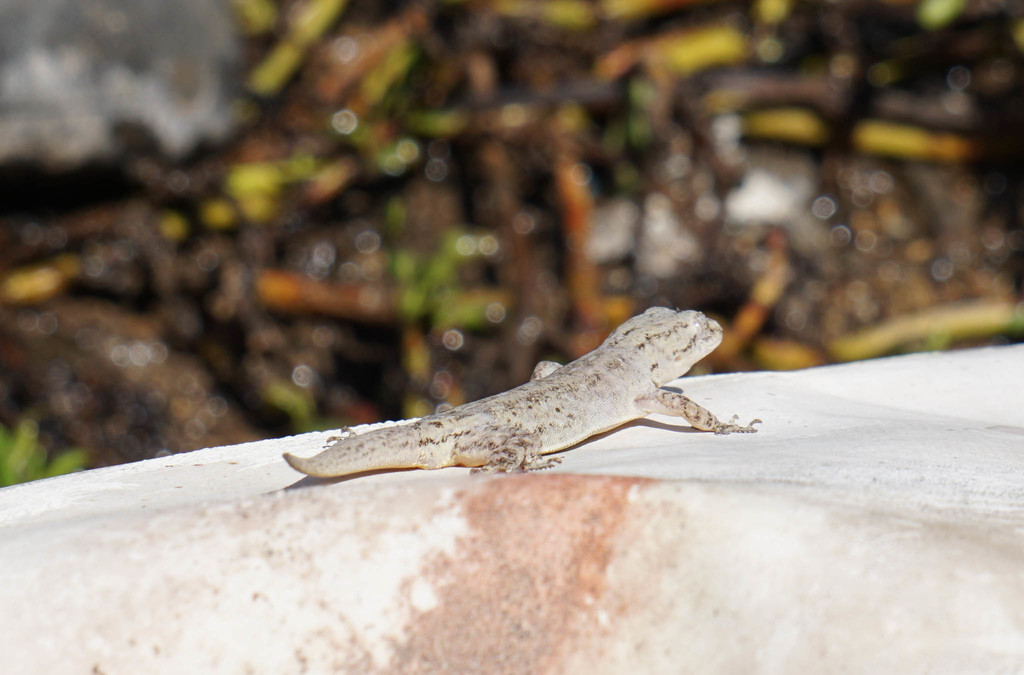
[[1, 345, 1022, 673]]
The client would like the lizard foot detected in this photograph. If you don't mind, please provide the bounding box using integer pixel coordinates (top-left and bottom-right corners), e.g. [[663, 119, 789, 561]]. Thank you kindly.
[[323, 426, 353, 446], [712, 416, 762, 435], [522, 454, 562, 471]]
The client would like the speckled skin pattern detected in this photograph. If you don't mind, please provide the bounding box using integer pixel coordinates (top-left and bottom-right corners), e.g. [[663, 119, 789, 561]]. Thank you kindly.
[[283, 307, 760, 478]]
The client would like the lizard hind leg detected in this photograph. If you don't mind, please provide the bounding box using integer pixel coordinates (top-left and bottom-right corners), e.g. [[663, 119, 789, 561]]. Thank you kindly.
[[462, 429, 553, 474]]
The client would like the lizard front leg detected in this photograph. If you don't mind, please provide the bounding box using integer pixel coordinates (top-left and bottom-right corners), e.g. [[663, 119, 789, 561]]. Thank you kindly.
[[636, 388, 760, 434]]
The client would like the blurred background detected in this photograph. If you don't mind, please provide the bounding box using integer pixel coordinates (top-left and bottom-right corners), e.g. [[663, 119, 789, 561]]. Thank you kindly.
[[0, 0, 1021, 484]]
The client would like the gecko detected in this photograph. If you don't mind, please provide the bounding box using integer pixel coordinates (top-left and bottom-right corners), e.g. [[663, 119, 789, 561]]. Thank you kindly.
[[283, 307, 760, 478]]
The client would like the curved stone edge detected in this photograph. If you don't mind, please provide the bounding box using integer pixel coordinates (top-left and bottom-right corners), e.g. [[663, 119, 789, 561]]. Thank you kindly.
[[2, 473, 1022, 673]]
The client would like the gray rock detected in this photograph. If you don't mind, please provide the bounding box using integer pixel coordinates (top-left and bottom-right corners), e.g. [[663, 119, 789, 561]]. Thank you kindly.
[[0, 0, 239, 168]]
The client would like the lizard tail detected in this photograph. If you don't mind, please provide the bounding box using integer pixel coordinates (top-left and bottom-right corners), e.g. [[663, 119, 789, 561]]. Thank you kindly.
[[282, 451, 331, 477], [283, 449, 379, 478], [283, 448, 420, 478], [283, 425, 426, 477]]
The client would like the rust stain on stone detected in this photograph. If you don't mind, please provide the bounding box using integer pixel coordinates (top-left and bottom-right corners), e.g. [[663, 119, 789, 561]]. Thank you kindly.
[[392, 473, 651, 673]]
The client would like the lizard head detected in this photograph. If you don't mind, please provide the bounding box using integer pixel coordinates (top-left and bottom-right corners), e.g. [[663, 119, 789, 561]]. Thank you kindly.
[[605, 307, 723, 386]]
